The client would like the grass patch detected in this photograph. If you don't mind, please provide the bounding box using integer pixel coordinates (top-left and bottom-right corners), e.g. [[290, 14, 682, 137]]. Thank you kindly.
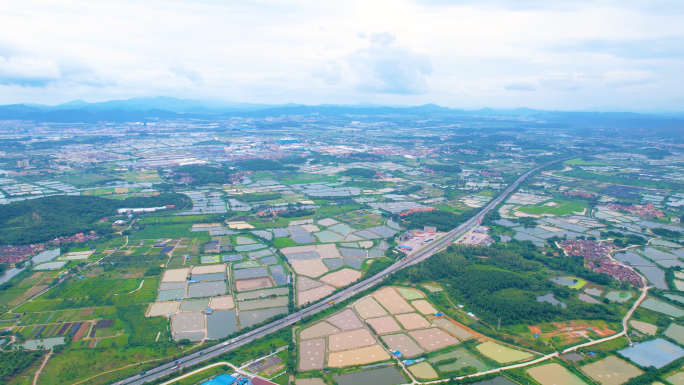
[[131, 224, 194, 240], [273, 238, 297, 249]]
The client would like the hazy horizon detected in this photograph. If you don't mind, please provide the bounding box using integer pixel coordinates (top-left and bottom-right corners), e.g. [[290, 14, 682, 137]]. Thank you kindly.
[[2, 0, 684, 112]]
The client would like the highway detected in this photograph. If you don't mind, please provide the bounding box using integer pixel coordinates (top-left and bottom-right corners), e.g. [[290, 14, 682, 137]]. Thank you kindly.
[[117, 158, 563, 385]]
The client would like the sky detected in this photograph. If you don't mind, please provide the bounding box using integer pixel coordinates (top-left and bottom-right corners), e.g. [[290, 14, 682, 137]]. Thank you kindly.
[[1, 0, 683, 111]]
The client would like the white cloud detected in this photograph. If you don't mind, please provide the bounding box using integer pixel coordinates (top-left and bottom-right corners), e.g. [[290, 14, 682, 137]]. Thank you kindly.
[[603, 71, 656, 88], [0, 0, 682, 111]]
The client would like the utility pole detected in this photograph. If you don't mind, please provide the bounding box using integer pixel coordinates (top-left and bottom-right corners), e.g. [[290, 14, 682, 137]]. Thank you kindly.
[[498, 317, 501, 331]]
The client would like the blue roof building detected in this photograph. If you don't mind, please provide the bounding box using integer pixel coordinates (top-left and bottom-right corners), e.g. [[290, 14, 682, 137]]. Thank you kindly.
[[202, 374, 237, 385]]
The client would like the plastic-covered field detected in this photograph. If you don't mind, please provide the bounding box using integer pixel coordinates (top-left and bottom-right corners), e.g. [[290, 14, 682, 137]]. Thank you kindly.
[[618, 338, 684, 368]]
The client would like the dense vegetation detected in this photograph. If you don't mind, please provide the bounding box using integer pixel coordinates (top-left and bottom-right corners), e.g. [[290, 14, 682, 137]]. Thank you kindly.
[[402, 208, 477, 231], [278, 209, 315, 218], [652, 227, 683, 239], [237, 159, 289, 171], [394, 242, 619, 325], [0, 350, 47, 383], [340, 168, 376, 178], [0, 194, 186, 245], [170, 164, 233, 185], [427, 164, 462, 173]]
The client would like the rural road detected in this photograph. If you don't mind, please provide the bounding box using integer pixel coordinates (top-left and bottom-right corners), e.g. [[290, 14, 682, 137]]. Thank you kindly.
[[116, 157, 569, 385]]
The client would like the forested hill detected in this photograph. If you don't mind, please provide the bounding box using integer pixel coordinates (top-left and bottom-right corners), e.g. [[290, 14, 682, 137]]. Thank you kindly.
[[394, 241, 619, 326], [0, 193, 187, 245]]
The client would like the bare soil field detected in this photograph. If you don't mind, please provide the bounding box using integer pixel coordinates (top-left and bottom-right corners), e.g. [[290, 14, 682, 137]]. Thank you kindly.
[[366, 316, 402, 335], [395, 313, 431, 330], [327, 345, 390, 368], [319, 269, 362, 287], [210, 296, 235, 310], [297, 276, 324, 291], [327, 309, 364, 331], [317, 244, 341, 259], [192, 264, 227, 274], [162, 268, 190, 282], [299, 321, 340, 340], [171, 312, 205, 333], [381, 333, 424, 357], [409, 328, 460, 351], [581, 356, 643, 385], [411, 300, 437, 315], [290, 260, 329, 277], [298, 285, 335, 306], [354, 297, 389, 319], [281, 245, 317, 255], [433, 318, 474, 340], [147, 301, 180, 317], [235, 277, 275, 291], [328, 329, 377, 351], [373, 287, 413, 314], [299, 338, 326, 371]]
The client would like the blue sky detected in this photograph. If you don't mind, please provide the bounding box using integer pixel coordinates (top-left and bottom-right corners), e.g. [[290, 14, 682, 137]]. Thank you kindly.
[[1, 0, 683, 111]]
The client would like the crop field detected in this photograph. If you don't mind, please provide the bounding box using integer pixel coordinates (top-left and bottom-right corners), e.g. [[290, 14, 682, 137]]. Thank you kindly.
[[131, 224, 196, 240], [527, 363, 587, 385], [407, 362, 438, 379], [327, 345, 391, 367], [397, 287, 425, 300], [517, 202, 587, 216], [476, 341, 533, 363], [581, 356, 643, 385]]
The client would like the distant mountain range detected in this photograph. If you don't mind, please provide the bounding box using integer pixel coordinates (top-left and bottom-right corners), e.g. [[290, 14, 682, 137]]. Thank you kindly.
[[0, 97, 683, 132]]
